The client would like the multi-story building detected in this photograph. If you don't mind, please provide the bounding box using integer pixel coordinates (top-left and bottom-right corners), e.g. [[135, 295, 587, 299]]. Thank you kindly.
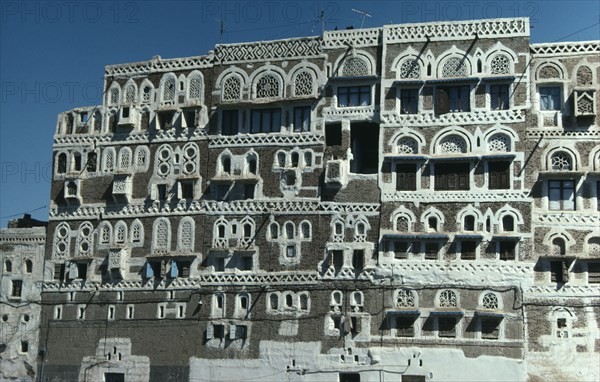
[[37, 17, 598, 381], [0, 215, 47, 381]]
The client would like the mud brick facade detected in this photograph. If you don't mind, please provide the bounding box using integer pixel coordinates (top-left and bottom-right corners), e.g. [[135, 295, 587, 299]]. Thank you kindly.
[[33, 17, 599, 381]]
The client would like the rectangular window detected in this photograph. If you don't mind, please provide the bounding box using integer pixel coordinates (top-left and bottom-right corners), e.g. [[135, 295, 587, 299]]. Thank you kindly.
[[400, 89, 418, 114], [395, 316, 416, 337], [396, 164, 417, 191], [438, 316, 457, 337], [293, 106, 311, 132], [241, 255, 253, 271], [180, 180, 194, 199], [436, 86, 470, 114], [550, 260, 569, 283], [157, 111, 174, 129], [221, 110, 239, 135], [490, 84, 510, 110], [588, 262, 600, 284], [11, 280, 23, 297], [424, 242, 440, 260], [499, 241, 516, 261], [435, 163, 470, 191], [214, 324, 225, 339], [338, 86, 371, 107], [460, 241, 477, 260], [489, 161, 510, 190], [76, 263, 88, 280], [330, 250, 344, 268], [215, 257, 225, 272], [352, 250, 364, 271], [481, 317, 501, 340], [393, 241, 413, 260], [250, 108, 281, 134], [539, 86, 561, 111], [244, 184, 255, 200], [549, 180, 575, 210], [157, 184, 168, 201], [325, 123, 342, 146], [104, 373, 125, 382], [54, 263, 65, 281], [286, 245, 297, 258]]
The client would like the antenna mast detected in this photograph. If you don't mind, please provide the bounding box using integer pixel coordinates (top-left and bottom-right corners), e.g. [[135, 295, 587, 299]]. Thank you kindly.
[[351, 8, 372, 28]]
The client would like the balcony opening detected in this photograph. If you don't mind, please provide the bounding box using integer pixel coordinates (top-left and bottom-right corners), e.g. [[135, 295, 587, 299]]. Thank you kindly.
[[350, 123, 379, 174]]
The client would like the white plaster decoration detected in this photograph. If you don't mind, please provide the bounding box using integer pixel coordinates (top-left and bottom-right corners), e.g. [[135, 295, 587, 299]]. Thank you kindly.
[[75, 222, 93, 257], [140, 79, 154, 104], [108, 85, 120, 106], [215, 37, 321, 63], [98, 222, 112, 246], [209, 132, 323, 148], [438, 290, 458, 307], [134, 146, 150, 172], [53, 222, 71, 258], [255, 74, 281, 99], [155, 144, 173, 177], [488, 134, 510, 152], [381, 109, 525, 126], [531, 41, 600, 56], [105, 54, 212, 76], [342, 57, 370, 77], [152, 217, 171, 254], [550, 152, 573, 171], [182, 143, 199, 176], [438, 135, 468, 154], [442, 57, 468, 77], [130, 219, 144, 246], [490, 54, 511, 75], [222, 75, 242, 101], [117, 147, 132, 172], [396, 289, 416, 307], [102, 147, 116, 172], [482, 293, 499, 310], [587, 237, 600, 257], [324, 28, 380, 48], [161, 75, 176, 103], [124, 82, 137, 104], [384, 18, 528, 43], [350, 291, 364, 311], [399, 59, 421, 78], [188, 73, 203, 100], [293, 70, 314, 96], [114, 221, 128, 244], [396, 137, 418, 154]]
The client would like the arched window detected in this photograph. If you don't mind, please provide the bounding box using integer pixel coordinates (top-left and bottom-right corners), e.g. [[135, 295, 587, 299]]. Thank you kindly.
[[439, 135, 467, 154], [188, 74, 203, 100], [178, 218, 195, 253], [130, 220, 143, 244], [293, 70, 314, 96], [285, 222, 294, 239], [303, 152, 312, 167], [124, 84, 136, 104], [269, 293, 279, 310], [438, 290, 457, 307], [25, 260, 33, 273], [162, 76, 176, 102], [243, 223, 252, 238], [153, 218, 171, 253], [222, 75, 241, 101], [255, 74, 280, 98], [285, 293, 293, 308], [246, 154, 257, 175], [490, 54, 511, 75], [269, 222, 279, 240], [482, 292, 499, 309], [277, 152, 286, 167], [300, 221, 311, 239], [86, 152, 97, 172], [115, 222, 127, 244], [109, 85, 120, 106], [291, 152, 299, 167], [221, 156, 231, 175], [396, 289, 416, 307], [488, 134, 510, 152], [331, 291, 342, 306], [57, 153, 67, 174], [396, 137, 418, 154], [5, 260, 12, 272], [550, 152, 572, 171], [73, 152, 82, 172], [118, 148, 131, 171], [442, 57, 468, 77], [576, 66, 593, 86], [399, 59, 420, 79], [428, 216, 438, 232], [342, 57, 369, 77], [299, 293, 309, 310], [99, 223, 111, 245]]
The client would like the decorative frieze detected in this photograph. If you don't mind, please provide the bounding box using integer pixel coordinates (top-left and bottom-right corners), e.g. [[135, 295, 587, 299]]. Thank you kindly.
[[209, 133, 323, 148], [531, 41, 600, 56], [382, 191, 531, 204], [215, 37, 322, 64], [105, 55, 213, 77], [380, 109, 525, 126]]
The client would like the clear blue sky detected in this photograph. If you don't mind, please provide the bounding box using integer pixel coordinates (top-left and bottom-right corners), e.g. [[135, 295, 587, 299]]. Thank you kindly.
[[1, 0, 599, 227]]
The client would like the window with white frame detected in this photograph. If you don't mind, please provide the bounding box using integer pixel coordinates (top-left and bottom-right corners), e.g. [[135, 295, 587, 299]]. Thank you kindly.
[[539, 86, 561, 111]]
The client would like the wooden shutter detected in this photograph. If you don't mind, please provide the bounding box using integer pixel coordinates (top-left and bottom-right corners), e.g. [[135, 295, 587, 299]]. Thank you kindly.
[[436, 87, 450, 114]]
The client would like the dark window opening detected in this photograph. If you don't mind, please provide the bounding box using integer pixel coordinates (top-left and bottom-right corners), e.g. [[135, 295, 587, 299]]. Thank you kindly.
[[25, 260, 33, 273], [330, 250, 344, 268], [157, 111, 174, 130], [242, 256, 253, 271], [464, 215, 475, 231], [214, 324, 225, 339], [502, 215, 515, 231], [393, 241, 413, 260], [481, 318, 501, 340], [184, 110, 197, 128], [251, 108, 281, 134], [286, 245, 296, 258], [221, 110, 239, 135], [461, 241, 477, 260], [551, 260, 570, 283], [428, 217, 438, 231], [425, 242, 439, 260], [5, 260, 12, 272], [396, 164, 417, 191], [180, 180, 194, 199], [215, 257, 225, 272], [54, 264, 65, 281], [338, 86, 371, 107], [122, 107, 130, 118], [438, 316, 457, 337], [244, 184, 255, 200], [350, 123, 379, 174], [179, 261, 191, 278], [352, 250, 364, 271], [294, 106, 311, 132], [490, 84, 509, 110], [222, 157, 231, 174], [21, 341, 28, 353], [77, 263, 88, 280], [86, 152, 97, 172], [499, 241, 516, 261], [73, 153, 82, 172], [57, 153, 67, 174], [339, 372, 361, 382], [248, 158, 257, 174], [291, 152, 299, 167], [489, 161, 510, 190], [284, 171, 296, 186], [396, 316, 416, 337], [539, 86, 561, 111], [325, 123, 342, 147], [435, 163, 470, 190], [400, 89, 418, 114], [11, 280, 23, 297], [157, 184, 167, 201]]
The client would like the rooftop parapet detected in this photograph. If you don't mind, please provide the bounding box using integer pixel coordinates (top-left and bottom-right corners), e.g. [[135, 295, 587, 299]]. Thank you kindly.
[[530, 40, 600, 56]]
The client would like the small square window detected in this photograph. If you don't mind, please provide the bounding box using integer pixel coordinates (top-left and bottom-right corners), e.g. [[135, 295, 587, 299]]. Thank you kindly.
[[539, 86, 561, 111], [286, 245, 296, 258], [11, 280, 23, 298], [438, 316, 457, 337]]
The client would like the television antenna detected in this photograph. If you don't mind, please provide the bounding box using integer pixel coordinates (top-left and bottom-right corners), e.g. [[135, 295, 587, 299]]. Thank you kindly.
[[352, 8, 372, 28]]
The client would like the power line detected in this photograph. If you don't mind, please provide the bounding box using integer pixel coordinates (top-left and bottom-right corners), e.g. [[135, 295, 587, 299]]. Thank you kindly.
[[0, 205, 48, 220]]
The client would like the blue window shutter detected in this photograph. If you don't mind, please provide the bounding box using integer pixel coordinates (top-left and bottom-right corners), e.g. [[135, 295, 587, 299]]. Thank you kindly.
[[145, 262, 154, 278], [170, 261, 179, 278]]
